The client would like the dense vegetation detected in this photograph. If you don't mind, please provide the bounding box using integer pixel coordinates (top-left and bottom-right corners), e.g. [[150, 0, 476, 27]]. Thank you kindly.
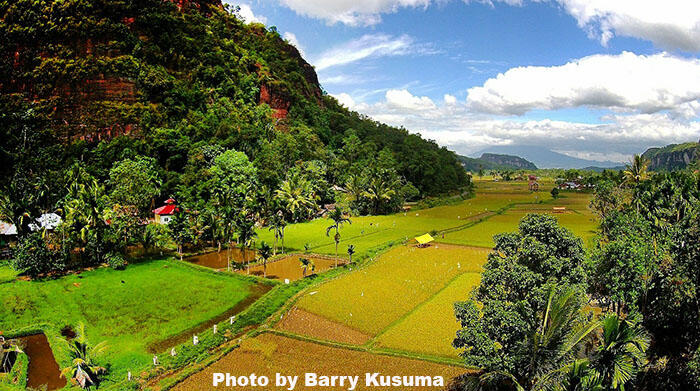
[[0, 0, 469, 271], [453, 156, 700, 391]]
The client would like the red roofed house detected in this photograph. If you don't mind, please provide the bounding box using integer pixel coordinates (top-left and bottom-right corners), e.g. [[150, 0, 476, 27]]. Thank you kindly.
[[153, 199, 179, 225]]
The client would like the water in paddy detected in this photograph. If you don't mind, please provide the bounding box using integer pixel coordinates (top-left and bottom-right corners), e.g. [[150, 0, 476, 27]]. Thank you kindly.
[[243, 255, 344, 281], [20, 333, 66, 390], [186, 248, 256, 269]]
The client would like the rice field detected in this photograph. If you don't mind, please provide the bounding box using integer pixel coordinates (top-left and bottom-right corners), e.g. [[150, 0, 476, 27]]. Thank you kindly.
[[295, 244, 488, 335], [171, 333, 471, 391], [242, 254, 344, 281], [375, 272, 482, 358]]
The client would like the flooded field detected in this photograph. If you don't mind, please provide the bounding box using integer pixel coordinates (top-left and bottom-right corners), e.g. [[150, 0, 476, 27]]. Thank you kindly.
[[242, 255, 344, 281], [187, 248, 256, 269], [20, 333, 66, 390]]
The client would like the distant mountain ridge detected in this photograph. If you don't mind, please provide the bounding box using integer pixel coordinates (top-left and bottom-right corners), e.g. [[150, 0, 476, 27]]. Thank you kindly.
[[642, 141, 699, 171], [458, 153, 537, 171], [476, 145, 623, 169]]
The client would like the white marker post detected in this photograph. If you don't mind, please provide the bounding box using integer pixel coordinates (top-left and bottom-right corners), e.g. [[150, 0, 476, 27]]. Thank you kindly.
[[171, 348, 176, 356], [213, 324, 218, 334], [193, 335, 199, 346], [153, 355, 158, 366], [230, 316, 236, 325], [128, 371, 132, 381]]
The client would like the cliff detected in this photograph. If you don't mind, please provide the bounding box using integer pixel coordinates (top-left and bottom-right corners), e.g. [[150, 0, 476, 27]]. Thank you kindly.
[[479, 153, 538, 170], [642, 142, 700, 171]]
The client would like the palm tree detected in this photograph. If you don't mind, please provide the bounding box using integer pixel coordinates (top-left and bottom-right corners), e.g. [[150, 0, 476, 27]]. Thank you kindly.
[[344, 174, 365, 203], [623, 154, 649, 186], [60, 323, 108, 390], [326, 208, 351, 265], [299, 257, 315, 278], [275, 172, 317, 222], [258, 241, 273, 277], [235, 217, 257, 274], [268, 211, 286, 255], [467, 288, 600, 391], [362, 173, 398, 215], [591, 315, 649, 390], [347, 244, 356, 264], [1, 338, 22, 373]]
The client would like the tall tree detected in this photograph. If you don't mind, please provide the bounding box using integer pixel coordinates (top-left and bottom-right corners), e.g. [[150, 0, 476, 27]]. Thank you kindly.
[[325, 207, 351, 265]]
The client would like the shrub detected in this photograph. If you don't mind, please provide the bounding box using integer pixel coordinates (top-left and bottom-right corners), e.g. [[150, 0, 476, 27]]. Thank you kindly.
[[105, 252, 127, 270], [12, 232, 66, 278]]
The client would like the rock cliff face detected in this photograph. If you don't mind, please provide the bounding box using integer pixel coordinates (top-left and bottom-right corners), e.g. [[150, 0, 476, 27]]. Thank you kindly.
[[642, 142, 700, 171], [479, 153, 538, 170], [1, 0, 321, 140]]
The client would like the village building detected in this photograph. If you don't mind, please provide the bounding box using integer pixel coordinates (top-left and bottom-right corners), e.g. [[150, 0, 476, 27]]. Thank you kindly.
[[153, 199, 179, 224]]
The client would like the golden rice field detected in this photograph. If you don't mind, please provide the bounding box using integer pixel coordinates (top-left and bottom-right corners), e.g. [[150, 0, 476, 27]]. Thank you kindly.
[[375, 272, 482, 358], [171, 333, 471, 391], [296, 244, 489, 335]]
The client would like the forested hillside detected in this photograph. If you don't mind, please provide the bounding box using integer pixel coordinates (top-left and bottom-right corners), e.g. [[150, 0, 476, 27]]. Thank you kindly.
[[642, 141, 699, 171], [0, 0, 469, 216]]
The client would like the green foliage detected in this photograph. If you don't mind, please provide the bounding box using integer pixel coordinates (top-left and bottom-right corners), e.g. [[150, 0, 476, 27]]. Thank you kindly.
[[104, 252, 127, 270], [453, 214, 588, 376], [60, 323, 109, 389], [108, 156, 162, 214], [11, 232, 66, 278], [550, 187, 559, 199]]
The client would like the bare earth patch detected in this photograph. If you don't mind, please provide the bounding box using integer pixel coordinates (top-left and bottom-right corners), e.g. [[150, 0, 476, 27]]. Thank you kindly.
[[172, 333, 469, 391], [276, 307, 372, 345]]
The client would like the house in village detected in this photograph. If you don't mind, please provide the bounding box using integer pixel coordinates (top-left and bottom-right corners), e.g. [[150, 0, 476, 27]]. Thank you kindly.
[[153, 199, 179, 224]]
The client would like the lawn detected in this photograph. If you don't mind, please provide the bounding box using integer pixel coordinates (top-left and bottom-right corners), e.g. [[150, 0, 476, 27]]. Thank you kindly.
[[296, 244, 488, 335], [375, 272, 481, 358], [171, 333, 471, 391], [0, 261, 18, 284], [0, 259, 261, 381]]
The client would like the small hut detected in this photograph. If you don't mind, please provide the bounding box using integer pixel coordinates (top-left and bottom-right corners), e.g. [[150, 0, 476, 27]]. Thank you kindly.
[[153, 199, 179, 224], [414, 233, 434, 248]]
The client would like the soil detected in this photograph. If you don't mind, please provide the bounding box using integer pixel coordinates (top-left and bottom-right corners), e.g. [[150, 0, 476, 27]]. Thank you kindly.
[[20, 333, 67, 390], [276, 307, 372, 345]]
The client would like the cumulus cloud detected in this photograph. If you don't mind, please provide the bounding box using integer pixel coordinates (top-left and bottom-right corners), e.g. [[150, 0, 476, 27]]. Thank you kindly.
[[444, 94, 458, 105], [229, 3, 267, 24], [466, 52, 700, 116], [283, 32, 306, 58], [335, 89, 700, 161], [313, 34, 415, 71], [279, 0, 431, 26], [556, 0, 700, 52], [332, 92, 357, 109]]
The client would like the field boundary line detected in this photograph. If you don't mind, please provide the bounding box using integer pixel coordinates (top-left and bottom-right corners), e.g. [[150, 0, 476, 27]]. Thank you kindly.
[[368, 271, 480, 347], [265, 329, 470, 368]]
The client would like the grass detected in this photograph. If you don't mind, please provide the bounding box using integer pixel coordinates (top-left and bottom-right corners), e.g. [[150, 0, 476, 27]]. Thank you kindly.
[[0, 259, 259, 382], [375, 272, 481, 358], [0, 262, 18, 284], [296, 244, 488, 335]]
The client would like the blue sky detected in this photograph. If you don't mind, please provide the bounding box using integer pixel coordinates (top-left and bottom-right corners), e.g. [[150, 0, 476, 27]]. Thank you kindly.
[[229, 1, 700, 163]]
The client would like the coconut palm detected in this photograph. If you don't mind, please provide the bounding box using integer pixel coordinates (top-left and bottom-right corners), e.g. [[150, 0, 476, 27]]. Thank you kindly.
[[275, 172, 317, 222], [623, 155, 649, 186], [347, 244, 356, 264], [326, 208, 351, 265], [235, 217, 257, 274], [60, 323, 108, 390], [268, 211, 286, 255], [362, 173, 398, 215], [299, 257, 315, 278], [258, 241, 273, 277], [466, 288, 600, 391], [1, 338, 23, 372], [591, 315, 649, 390]]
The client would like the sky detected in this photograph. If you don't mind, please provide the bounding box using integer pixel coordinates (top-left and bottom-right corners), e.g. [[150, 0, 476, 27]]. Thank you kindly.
[[228, 0, 700, 163]]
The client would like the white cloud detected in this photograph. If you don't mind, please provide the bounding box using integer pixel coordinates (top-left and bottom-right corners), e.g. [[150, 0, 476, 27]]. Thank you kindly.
[[444, 94, 457, 105], [386, 89, 437, 111], [332, 92, 357, 109], [283, 32, 306, 58], [556, 0, 700, 52], [466, 52, 700, 116], [279, 0, 431, 26], [334, 89, 700, 162], [229, 3, 267, 24], [313, 34, 415, 71]]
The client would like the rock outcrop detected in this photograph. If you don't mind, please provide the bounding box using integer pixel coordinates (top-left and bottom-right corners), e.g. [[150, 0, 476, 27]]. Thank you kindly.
[[642, 142, 700, 171]]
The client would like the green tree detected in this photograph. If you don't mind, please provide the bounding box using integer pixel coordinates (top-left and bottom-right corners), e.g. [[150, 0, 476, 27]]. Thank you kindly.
[[275, 171, 317, 222], [551, 187, 560, 199], [108, 156, 161, 215], [623, 154, 649, 187], [235, 216, 257, 274], [325, 207, 351, 265], [60, 323, 108, 390], [591, 315, 649, 390], [268, 211, 286, 255], [347, 244, 356, 264], [12, 232, 66, 278], [168, 211, 191, 260], [299, 257, 315, 278], [258, 241, 273, 277]]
